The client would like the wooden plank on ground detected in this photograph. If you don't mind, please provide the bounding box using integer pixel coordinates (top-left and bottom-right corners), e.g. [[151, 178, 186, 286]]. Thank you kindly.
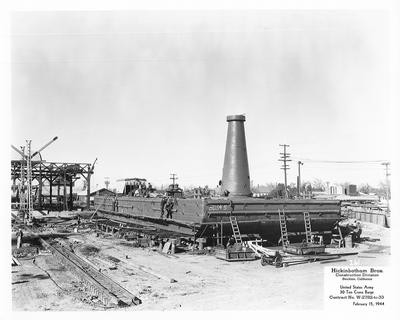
[[12, 256, 21, 266], [123, 260, 177, 283]]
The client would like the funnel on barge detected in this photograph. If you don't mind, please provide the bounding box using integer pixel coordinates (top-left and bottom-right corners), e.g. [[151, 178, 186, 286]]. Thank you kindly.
[[221, 115, 252, 197]]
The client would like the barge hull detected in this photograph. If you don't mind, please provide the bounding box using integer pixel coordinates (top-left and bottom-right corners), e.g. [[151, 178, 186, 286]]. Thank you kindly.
[[95, 196, 341, 241]]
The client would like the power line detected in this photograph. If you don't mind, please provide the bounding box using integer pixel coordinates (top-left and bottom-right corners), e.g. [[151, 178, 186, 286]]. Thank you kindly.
[[294, 165, 384, 170], [8, 28, 302, 38], [293, 158, 388, 164], [10, 55, 281, 65]]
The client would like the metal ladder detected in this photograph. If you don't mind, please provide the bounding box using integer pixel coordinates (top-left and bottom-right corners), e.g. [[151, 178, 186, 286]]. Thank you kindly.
[[278, 209, 289, 247], [229, 216, 243, 244], [303, 211, 312, 243]]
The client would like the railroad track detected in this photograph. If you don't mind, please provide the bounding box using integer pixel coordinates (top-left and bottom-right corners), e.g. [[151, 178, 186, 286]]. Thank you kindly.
[[39, 237, 141, 307], [12, 213, 141, 307]]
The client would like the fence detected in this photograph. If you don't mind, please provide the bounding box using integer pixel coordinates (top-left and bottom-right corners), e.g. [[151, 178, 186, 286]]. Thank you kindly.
[[345, 206, 390, 228]]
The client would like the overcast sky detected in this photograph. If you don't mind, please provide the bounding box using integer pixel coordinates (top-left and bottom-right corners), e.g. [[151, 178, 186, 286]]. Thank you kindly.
[[11, 10, 391, 191]]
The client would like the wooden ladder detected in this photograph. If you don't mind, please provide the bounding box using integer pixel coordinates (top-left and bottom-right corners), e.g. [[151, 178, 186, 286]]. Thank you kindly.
[[229, 216, 243, 244], [303, 211, 313, 244], [278, 209, 289, 247]]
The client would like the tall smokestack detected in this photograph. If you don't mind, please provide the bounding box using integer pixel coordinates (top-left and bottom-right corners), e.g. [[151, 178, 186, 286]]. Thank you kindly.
[[221, 115, 252, 197]]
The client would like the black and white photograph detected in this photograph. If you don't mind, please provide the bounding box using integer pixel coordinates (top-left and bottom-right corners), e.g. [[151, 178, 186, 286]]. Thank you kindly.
[[1, 0, 399, 316]]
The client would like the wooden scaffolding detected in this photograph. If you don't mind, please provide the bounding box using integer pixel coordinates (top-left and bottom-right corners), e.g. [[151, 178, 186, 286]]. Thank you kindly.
[[11, 160, 94, 211]]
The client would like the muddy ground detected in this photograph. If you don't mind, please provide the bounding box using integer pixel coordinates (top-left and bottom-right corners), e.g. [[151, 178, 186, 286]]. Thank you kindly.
[[12, 220, 390, 311]]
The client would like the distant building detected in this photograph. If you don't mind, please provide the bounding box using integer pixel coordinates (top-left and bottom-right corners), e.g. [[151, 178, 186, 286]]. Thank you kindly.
[[90, 188, 116, 197], [348, 184, 358, 196], [75, 188, 116, 209], [329, 185, 344, 195]]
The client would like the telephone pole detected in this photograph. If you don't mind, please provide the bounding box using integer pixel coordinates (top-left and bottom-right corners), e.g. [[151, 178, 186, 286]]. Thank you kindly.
[[19, 146, 26, 218], [381, 162, 390, 214], [170, 173, 178, 186], [297, 161, 303, 197], [104, 177, 110, 190], [11, 137, 59, 222], [26, 140, 33, 223], [279, 144, 291, 198]]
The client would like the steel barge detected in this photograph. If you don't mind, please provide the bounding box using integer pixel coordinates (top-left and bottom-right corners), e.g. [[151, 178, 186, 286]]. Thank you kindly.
[[94, 115, 341, 244]]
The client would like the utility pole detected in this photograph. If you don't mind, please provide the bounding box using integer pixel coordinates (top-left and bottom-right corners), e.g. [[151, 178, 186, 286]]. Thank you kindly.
[[104, 177, 110, 190], [279, 144, 291, 198], [381, 162, 390, 214], [11, 137, 59, 221], [19, 146, 26, 220], [25, 140, 33, 223], [297, 161, 303, 197], [170, 173, 178, 186]]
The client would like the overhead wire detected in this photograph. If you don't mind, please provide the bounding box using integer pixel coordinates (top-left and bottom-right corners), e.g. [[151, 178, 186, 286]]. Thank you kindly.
[[292, 158, 389, 164]]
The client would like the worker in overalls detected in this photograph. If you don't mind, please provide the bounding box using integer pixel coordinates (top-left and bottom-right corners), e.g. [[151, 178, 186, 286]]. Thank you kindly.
[[16, 228, 23, 248], [165, 197, 174, 219], [160, 196, 167, 218], [228, 236, 235, 247], [112, 195, 118, 212], [146, 182, 152, 197]]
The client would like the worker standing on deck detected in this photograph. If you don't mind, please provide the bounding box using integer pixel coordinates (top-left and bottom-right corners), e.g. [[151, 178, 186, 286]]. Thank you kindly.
[[114, 195, 119, 212], [204, 185, 210, 197], [134, 187, 140, 197], [165, 197, 174, 219], [160, 196, 167, 218], [139, 182, 146, 197], [16, 228, 23, 248]]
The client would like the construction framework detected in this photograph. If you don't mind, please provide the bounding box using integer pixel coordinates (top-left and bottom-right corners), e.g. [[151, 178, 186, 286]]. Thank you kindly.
[[11, 160, 94, 211]]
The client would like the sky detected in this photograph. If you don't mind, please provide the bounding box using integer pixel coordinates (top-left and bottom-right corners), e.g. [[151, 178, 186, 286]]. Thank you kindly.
[[10, 10, 392, 191]]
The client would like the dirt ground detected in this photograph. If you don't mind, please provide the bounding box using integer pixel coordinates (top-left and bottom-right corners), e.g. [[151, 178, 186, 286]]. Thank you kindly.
[[12, 221, 390, 311]]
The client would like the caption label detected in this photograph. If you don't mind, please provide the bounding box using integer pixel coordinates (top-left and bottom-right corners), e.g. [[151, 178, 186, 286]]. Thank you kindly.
[[324, 267, 386, 309]]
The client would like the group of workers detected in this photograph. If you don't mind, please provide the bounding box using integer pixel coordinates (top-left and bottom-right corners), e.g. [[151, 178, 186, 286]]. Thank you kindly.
[[194, 185, 211, 198], [160, 196, 175, 219], [127, 181, 153, 197]]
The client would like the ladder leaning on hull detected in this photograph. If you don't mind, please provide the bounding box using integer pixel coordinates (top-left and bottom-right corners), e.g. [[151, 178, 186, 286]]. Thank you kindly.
[[229, 216, 243, 244], [278, 208, 289, 248], [303, 211, 313, 244], [278, 209, 314, 247]]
